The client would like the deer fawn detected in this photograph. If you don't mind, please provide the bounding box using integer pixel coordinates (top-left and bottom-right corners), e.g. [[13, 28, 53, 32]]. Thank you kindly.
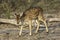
[[15, 7, 48, 35]]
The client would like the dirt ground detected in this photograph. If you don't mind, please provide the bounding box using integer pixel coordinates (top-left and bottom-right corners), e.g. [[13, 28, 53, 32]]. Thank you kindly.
[[0, 22, 60, 40], [0, 0, 60, 40]]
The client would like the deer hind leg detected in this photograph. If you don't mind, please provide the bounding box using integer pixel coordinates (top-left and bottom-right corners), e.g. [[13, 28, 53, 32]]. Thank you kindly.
[[35, 20, 40, 33], [41, 19, 48, 33], [29, 20, 32, 35]]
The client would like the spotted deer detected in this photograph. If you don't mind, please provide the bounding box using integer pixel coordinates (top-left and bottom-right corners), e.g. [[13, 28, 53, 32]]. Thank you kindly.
[[15, 7, 48, 35]]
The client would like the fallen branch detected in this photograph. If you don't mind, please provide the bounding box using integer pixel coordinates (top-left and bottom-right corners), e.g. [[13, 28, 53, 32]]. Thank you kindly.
[[48, 18, 60, 22], [0, 18, 20, 25], [0, 18, 60, 25]]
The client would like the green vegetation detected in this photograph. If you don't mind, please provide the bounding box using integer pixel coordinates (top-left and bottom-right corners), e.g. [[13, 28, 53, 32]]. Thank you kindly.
[[0, 0, 60, 18]]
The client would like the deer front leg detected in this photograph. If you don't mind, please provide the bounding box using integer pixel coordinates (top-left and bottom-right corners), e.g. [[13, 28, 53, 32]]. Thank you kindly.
[[29, 20, 32, 35], [19, 26, 23, 35], [35, 20, 40, 33]]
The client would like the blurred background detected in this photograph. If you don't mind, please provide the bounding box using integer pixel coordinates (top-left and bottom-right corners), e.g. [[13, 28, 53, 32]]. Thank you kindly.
[[0, 0, 60, 19]]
